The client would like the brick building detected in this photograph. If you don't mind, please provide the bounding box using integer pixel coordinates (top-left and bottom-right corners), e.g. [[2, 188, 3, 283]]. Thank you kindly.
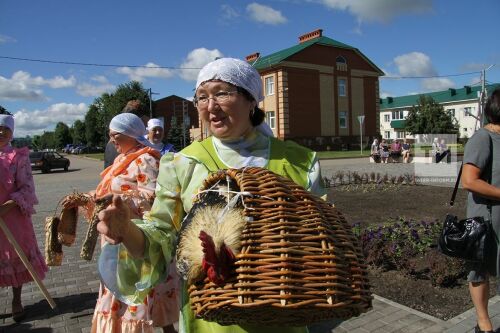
[[152, 95, 198, 142], [248, 29, 384, 150]]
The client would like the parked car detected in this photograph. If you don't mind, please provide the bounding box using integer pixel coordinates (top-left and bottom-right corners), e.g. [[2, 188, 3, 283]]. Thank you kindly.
[[29, 151, 70, 173]]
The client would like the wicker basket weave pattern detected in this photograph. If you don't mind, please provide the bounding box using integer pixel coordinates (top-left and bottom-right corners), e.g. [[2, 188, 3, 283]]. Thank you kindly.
[[187, 167, 371, 326]]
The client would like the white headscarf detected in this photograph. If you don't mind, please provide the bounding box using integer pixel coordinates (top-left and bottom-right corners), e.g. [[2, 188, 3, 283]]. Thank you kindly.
[[196, 57, 264, 103], [109, 113, 154, 148], [196, 58, 274, 137], [0, 114, 14, 133], [146, 118, 163, 131]]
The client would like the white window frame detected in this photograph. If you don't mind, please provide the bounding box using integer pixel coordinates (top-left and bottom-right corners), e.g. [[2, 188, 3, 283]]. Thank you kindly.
[[384, 131, 391, 139], [463, 106, 474, 117], [392, 110, 404, 120], [265, 76, 274, 96], [339, 111, 347, 128], [396, 131, 405, 139], [384, 114, 390, 122], [338, 79, 346, 97], [265, 111, 276, 129]]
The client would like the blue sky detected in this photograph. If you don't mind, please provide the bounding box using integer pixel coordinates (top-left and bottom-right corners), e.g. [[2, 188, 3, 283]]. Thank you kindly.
[[1, 0, 499, 137]]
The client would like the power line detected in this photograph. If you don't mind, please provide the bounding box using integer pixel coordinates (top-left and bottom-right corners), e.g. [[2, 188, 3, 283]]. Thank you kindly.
[[1, 55, 496, 80], [0, 55, 201, 70]]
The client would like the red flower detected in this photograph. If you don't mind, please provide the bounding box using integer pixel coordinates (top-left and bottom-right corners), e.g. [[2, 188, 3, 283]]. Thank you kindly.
[[121, 184, 131, 192], [137, 173, 146, 183]]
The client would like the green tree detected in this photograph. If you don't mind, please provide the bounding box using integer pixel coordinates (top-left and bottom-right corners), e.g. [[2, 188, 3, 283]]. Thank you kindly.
[[98, 81, 151, 126], [167, 116, 191, 151], [0, 105, 12, 115], [72, 120, 86, 144], [35, 131, 56, 149], [404, 95, 459, 135], [54, 122, 72, 149], [85, 105, 104, 147]]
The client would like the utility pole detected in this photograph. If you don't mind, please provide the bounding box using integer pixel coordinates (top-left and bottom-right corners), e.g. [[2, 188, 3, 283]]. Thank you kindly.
[[148, 88, 159, 119], [478, 65, 494, 127]]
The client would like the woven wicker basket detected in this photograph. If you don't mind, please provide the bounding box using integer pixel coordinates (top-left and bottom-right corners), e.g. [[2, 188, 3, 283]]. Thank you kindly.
[[184, 167, 371, 326]]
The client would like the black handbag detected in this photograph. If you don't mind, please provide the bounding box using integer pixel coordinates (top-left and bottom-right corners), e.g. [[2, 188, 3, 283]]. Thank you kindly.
[[438, 213, 490, 262], [438, 135, 493, 262]]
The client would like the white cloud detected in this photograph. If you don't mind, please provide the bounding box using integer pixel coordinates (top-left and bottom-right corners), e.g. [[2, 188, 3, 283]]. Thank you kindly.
[[220, 4, 240, 20], [317, 0, 433, 23], [393, 52, 436, 77], [179, 48, 224, 81], [0, 34, 16, 44], [246, 3, 287, 25], [421, 78, 455, 91], [0, 71, 77, 101], [76, 76, 115, 97], [0, 76, 47, 101], [11, 71, 76, 88], [13, 103, 88, 137], [116, 62, 174, 82]]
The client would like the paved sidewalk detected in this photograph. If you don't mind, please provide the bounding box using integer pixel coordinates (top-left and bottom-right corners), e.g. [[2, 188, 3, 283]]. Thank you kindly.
[[0, 156, 490, 333]]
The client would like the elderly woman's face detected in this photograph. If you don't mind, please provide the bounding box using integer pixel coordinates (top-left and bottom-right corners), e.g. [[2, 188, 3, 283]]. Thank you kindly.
[[0, 126, 12, 147], [109, 130, 138, 154], [196, 81, 255, 140], [148, 126, 164, 144]]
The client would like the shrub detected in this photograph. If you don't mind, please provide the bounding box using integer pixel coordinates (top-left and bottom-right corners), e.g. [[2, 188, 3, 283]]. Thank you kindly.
[[425, 249, 466, 287], [352, 219, 456, 279]]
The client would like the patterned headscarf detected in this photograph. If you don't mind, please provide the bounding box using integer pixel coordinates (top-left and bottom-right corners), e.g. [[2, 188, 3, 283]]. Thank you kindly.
[[109, 113, 154, 148], [196, 57, 264, 103]]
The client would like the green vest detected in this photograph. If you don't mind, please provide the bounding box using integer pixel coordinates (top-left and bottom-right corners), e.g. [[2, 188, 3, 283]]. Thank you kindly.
[[178, 136, 316, 333], [180, 136, 316, 190]]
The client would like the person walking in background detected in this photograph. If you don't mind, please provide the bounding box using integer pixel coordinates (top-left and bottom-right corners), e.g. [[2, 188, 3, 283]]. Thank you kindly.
[[401, 139, 411, 163], [146, 118, 175, 156], [461, 87, 500, 333], [104, 100, 150, 169], [370, 138, 380, 163], [438, 138, 451, 163], [0, 114, 48, 322]]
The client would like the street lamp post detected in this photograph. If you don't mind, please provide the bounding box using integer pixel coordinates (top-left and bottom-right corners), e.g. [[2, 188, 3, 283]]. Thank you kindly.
[[357, 115, 365, 155]]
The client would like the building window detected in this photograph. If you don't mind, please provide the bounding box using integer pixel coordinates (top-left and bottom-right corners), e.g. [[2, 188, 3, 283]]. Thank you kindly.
[[396, 131, 406, 139], [339, 111, 347, 128], [336, 56, 346, 64], [447, 108, 455, 118], [265, 111, 276, 129], [265, 76, 274, 96], [338, 79, 346, 97], [384, 131, 391, 139], [463, 107, 474, 117], [384, 114, 390, 122], [392, 110, 404, 120]]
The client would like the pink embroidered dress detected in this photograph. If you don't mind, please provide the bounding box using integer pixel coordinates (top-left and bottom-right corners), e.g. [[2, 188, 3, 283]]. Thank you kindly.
[[91, 147, 179, 333], [0, 145, 47, 288]]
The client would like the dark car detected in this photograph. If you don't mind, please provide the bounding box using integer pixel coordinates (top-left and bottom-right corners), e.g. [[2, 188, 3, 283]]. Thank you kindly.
[[29, 151, 70, 173]]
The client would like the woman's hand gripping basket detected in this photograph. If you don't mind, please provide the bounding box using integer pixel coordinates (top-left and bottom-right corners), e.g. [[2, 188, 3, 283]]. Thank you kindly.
[[176, 167, 372, 326]]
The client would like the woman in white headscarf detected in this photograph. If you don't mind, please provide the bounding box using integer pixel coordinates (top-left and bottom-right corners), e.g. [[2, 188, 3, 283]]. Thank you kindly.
[[95, 58, 326, 333], [80, 113, 176, 333]]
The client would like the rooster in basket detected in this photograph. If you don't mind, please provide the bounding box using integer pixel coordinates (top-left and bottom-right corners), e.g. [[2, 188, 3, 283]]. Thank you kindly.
[[176, 178, 247, 286]]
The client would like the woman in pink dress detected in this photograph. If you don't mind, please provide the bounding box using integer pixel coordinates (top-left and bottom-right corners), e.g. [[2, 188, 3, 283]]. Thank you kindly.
[[0, 114, 48, 322]]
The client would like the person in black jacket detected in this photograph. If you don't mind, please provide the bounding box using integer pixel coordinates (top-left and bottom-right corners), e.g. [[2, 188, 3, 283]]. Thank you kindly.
[[103, 100, 149, 169]]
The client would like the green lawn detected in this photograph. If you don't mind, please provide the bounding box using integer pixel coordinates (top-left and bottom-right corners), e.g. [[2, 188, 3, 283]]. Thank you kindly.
[[83, 153, 104, 160], [316, 150, 371, 159]]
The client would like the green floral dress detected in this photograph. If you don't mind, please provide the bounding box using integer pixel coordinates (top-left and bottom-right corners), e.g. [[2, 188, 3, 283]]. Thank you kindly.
[[98, 129, 326, 333]]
